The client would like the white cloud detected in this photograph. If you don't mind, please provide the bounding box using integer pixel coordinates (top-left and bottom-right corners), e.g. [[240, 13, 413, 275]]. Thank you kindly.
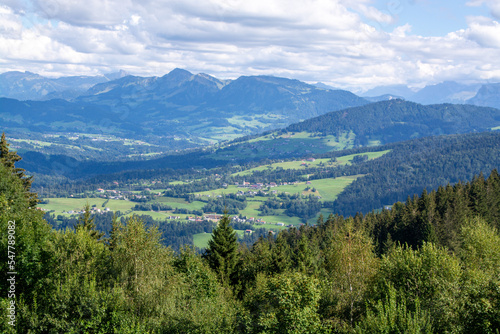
[[0, 0, 500, 91], [467, 0, 500, 19], [465, 17, 500, 47]]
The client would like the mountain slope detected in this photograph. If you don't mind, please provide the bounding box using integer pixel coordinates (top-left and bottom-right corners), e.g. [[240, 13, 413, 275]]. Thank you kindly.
[[284, 99, 500, 145], [467, 83, 500, 109], [410, 81, 481, 104]]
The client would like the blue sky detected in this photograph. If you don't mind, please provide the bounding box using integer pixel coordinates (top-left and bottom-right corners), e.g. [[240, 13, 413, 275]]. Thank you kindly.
[[1, 0, 500, 91], [369, 0, 488, 36]]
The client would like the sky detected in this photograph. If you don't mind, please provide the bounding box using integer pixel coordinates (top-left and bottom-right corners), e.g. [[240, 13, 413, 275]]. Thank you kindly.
[[1, 0, 500, 92]]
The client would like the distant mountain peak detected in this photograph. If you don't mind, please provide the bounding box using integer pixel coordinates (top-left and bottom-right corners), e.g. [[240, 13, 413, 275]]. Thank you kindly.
[[313, 82, 339, 90], [166, 68, 193, 79], [104, 70, 129, 81]]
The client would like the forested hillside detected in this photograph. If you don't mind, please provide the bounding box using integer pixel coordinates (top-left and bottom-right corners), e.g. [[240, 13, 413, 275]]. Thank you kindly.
[[1, 133, 500, 333], [285, 99, 500, 146], [323, 131, 500, 215]]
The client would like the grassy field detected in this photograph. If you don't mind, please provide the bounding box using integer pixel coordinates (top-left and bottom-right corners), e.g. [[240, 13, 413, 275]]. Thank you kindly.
[[155, 197, 206, 210], [39, 198, 136, 214], [232, 149, 390, 176], [193, 229, 247, 249], [305, 175, 362, 201], [193, 232, 213, 248], [194, 185, 240, 197], [268, 175, 361, 202], [247, 130, 355, 149], [335, 150, 391, 164], [38, 197, 205, 220], [192, 175, 362, 203], [253, 213, 302, 226]]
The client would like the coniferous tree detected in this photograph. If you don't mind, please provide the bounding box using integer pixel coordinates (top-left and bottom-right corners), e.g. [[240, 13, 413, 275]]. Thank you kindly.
[[108, 213, 121, 251], [485, 169, 500, 229], [204, 214, 239, 287], [0, 133, 38, 207], [75, 202, 104, 240]]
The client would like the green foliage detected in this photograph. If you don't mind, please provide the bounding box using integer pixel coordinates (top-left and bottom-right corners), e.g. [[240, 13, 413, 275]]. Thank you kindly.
[[355, 285, 433, 334], [458, 218, 500, 333], [373, 243, 462, 333], [111, 215, 176, 318], [0, 163, 54, 304], [320, 219, 379, 329], [243, 271, 328, 334]]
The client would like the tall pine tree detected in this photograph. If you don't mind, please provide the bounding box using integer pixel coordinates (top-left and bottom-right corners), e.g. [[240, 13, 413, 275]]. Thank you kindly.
[[204, 214, 238, 287]]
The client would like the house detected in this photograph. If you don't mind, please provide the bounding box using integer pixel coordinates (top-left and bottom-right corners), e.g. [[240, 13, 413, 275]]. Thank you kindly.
[[244, 229, 253, 234], [204, 213, 223, 221], [276, 222, 285, 226]]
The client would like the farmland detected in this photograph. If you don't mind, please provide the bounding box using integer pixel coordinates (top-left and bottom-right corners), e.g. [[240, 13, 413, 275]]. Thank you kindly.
[[38, 149, 391, 230], [232, 149, 390, 176]]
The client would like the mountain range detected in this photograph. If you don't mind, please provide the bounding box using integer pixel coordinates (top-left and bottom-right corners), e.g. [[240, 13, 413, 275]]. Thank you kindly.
[[2, 68, 500, 163], [0, 69, 369, 147], [361, 81, 500, 108], [2, 69, 500, 108]]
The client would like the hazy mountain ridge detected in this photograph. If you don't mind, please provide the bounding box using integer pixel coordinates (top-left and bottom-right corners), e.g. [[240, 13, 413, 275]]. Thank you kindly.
[[467, 83, 500, 109], [362, 81, 499, 106], [0, 70, 128, 101], [2, 69, 499, 109]]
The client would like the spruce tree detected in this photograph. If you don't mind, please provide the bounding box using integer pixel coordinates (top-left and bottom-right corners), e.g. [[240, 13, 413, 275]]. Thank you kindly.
[[0, 133, 38, 207], [75, 202, 104, 240], [204, 214, 238, 286]]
